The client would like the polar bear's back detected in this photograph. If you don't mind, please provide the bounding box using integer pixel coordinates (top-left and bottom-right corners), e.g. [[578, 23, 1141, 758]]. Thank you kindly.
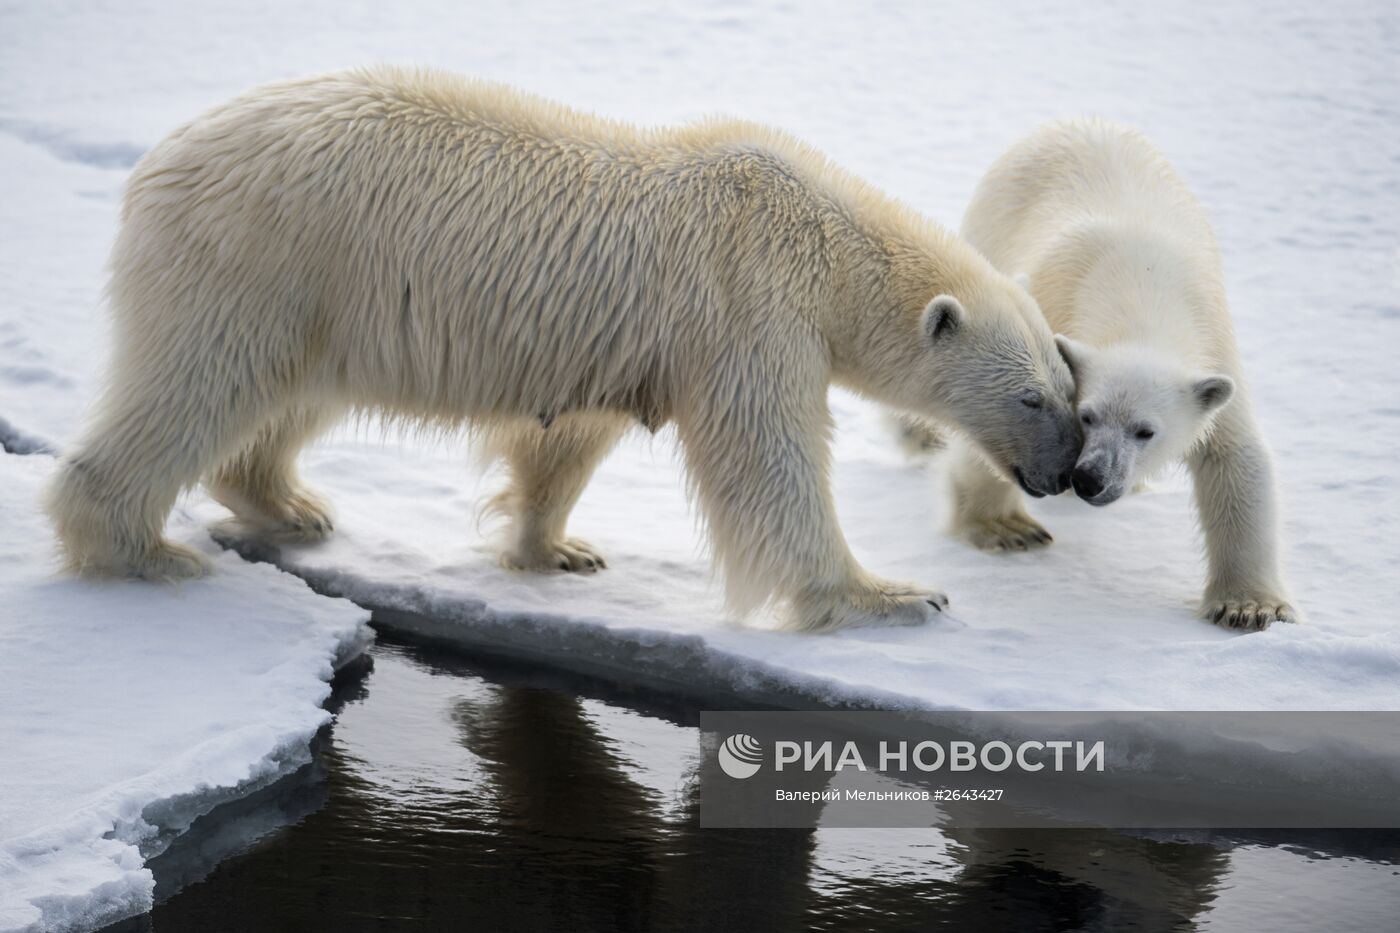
[[119, 67, 676, 292], [961, 119, 1236, 362], [110, 68, 722, 418]]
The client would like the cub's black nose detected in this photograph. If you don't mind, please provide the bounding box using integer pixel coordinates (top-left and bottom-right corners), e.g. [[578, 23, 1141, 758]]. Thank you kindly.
[[1072, 467, 1103, 500]]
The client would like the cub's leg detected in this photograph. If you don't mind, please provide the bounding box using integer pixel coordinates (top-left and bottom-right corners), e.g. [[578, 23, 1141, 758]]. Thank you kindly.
[[677, 353, 947, 632], [1188, 411, 1296, 630], [948, 438, 1053, 551], [208, 406, 343, 541], [488, 413, 631, 573]]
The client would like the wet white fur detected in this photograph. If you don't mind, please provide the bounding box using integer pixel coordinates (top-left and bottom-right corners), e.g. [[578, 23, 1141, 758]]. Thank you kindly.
[[45, 67, 1078, 631], [949, 119, 1295, 630]]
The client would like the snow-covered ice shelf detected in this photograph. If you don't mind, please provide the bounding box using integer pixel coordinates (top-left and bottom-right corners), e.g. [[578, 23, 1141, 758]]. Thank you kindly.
[[0, 453, 370, 933], [219, 396, 1400, 714]]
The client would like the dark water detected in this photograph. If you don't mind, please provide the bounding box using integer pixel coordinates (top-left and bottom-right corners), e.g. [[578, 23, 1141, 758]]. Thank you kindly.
[[103, 633, 1400, 933]]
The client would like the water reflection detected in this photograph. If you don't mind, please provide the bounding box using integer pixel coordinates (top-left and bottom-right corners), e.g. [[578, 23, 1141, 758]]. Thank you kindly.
[[106, 635, 1400, 933]]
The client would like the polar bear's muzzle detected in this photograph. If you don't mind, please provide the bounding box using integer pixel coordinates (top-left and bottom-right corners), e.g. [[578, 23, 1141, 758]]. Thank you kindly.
[[1013, 465, 1071, 498], [1070, 448, 1128, 506]]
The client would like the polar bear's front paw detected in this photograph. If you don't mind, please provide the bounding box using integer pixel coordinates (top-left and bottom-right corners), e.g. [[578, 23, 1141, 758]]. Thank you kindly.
[[795, 578, 951, 632], [958, 514, 1053, 552], [1202, 594, 1298, 631], [501, 537, 607, 574]]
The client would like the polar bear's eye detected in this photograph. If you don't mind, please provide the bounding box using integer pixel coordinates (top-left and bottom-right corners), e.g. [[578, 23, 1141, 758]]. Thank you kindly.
[[1080, 411, 1095, 426], [1020, 394, 1044, 410], [1135, 427, 1155, 441]]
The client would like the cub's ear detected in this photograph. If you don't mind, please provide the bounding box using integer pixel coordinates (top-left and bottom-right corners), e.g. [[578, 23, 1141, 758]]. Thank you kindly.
[[921, 295, 964, 343], [1192, 374, 1235, 413], [1053, 334, 1091, 377], [1012, 272, 1032, 291]]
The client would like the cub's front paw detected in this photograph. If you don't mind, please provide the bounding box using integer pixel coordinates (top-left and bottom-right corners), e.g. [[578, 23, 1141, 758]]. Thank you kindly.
[[1202, 594, 1298, 631], [795, 578, 950, 632], [500, 536, 607, 574], [958, 513, 1053, 552]]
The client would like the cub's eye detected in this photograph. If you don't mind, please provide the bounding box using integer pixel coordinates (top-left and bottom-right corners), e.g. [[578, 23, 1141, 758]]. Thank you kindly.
[[1020, 395, 1044, 410], [1080, 412, 1095, 426], [1135, 427, 1155, 441]]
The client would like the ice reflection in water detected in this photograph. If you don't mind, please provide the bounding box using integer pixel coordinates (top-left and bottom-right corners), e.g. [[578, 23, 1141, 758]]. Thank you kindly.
[[104, 636, 1400, 933]]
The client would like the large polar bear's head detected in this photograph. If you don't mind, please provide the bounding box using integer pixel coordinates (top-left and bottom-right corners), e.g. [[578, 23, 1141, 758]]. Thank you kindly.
[[889, 282, 1080, 498], [1054, 337, 1235, 505]]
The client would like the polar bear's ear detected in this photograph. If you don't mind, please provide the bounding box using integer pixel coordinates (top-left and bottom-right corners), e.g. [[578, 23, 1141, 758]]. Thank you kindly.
[[1192, 375, 1235, 413], [1053, 335, 1090, 377], [1012, 272, 1032, 292], [922, 295, 964, 343]]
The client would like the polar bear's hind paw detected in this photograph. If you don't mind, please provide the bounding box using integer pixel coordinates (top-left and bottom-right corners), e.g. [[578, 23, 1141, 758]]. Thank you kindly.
[[265, 490, 336, 541], [136, 540, 212, 581], [208, 481, 336, 543]]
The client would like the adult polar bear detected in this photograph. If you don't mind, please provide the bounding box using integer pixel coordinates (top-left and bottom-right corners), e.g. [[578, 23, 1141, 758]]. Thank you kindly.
[[946, 120, 1295, 630], [46, 67, 1080, 632]]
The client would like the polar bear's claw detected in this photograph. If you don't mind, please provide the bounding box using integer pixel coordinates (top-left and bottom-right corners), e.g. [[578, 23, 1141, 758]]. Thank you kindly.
[[502, 537, 607, 574], [1204, 597, 1297, 631]]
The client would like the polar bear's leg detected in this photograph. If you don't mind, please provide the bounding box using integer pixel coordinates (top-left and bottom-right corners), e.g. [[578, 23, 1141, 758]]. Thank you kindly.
[[948, 437, 1053, 551], [887, 411, 944, 460], [1188, 413, 1296, 630], [489, 413, 630, 573], [45, 353, 280, 580], [208, 406, 342, 541], [677, 372, 947, 632]]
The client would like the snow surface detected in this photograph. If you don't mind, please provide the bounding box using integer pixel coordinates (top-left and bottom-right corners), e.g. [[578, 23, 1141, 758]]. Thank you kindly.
[[1, 0, 1398, 925], [0, 453, 369, 933]]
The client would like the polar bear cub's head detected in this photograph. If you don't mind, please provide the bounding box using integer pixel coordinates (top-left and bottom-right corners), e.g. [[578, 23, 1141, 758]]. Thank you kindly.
[[907, 285, 1080, 498], [1054, 336, 1235, 506]]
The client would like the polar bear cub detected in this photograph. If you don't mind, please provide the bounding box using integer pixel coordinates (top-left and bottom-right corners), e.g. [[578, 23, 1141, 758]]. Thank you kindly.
[[45, 67, 1081, 632], [948, 119, 1295, 630]]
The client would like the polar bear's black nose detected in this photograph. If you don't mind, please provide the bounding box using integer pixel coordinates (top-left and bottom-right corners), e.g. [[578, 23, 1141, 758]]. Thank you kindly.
[[1072, 467, 1103, 500], [1055, 471, 1073, 494]]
